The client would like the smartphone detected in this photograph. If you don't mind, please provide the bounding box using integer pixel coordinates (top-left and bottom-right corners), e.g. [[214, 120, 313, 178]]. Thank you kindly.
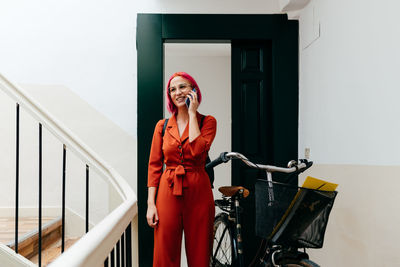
[[186, 88, 196, 108]]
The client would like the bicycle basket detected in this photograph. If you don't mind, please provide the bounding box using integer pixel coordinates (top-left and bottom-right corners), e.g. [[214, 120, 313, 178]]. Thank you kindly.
[[255, 179, 337, 249], [255, 179, 297, 240]]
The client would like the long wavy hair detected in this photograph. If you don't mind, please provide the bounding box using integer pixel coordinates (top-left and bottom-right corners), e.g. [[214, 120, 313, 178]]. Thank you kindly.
[[166, 72, 202, 114]]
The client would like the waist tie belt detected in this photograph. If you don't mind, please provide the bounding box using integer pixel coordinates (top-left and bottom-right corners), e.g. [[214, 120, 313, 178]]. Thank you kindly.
[[165, 165, 203, 196]]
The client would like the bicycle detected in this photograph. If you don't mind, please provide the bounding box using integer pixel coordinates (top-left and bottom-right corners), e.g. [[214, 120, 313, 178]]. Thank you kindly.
[[207, 152, 338, 267]]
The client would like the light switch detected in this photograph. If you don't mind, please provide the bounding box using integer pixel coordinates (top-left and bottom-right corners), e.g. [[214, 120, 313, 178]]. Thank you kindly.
[[305, 148, 310, 159]]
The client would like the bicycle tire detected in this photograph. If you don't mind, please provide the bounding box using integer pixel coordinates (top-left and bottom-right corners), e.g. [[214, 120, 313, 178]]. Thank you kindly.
[[252, 253, 320, 267], [211, 213, 236, 267], [281, 258, 320, 267]]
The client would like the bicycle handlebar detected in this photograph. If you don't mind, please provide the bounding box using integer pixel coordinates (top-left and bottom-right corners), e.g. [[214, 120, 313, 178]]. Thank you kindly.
[[206, 152, 230, 169], [206, 151, 313, 174]]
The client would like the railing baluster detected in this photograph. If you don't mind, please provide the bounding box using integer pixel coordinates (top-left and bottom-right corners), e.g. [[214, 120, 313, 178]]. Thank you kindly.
[[121, 233, 125, 267], [86, 164, 89, 233], [15, 103, 19, 253], [117, 240, 121, 267], [111, 247, 115, 267], [39, 123, 42, 267], [62, 145, 66, 252], [125, 223, 132, 267]]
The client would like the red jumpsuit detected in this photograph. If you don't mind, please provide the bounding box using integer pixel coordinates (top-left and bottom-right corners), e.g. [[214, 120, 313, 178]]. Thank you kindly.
[[148, 112, 216, 267]]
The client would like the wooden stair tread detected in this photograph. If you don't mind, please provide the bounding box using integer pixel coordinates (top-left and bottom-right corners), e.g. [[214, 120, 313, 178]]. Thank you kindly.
[[1, 216, 82, 266], [0, 217, 56, 244], [29, 237, 79, 266], [6, 217, 62, 259]]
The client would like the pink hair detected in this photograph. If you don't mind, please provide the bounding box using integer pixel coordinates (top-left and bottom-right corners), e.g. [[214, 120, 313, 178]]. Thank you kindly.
[[166, 72, 202, 114]]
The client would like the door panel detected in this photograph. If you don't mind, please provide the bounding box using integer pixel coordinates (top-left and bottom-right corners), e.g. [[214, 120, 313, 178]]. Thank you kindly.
[[232, 40, 273, 265], [241, 48, 263, 72], [242, 80, 264, 156]]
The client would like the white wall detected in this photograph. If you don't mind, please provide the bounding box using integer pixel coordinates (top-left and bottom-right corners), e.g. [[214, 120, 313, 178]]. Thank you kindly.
[[298, 0, 400, 165], [0, 0, 281, 138], [298, 0, 400, 266]]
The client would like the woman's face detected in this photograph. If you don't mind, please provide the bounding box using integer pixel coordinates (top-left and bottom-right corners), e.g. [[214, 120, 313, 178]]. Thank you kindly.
[[169, 76, 192, 109]]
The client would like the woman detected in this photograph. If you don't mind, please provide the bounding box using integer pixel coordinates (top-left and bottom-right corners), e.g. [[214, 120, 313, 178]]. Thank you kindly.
[[147, 72, 217, 267]]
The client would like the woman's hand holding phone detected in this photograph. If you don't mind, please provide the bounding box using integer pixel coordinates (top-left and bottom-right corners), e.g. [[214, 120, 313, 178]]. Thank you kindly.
[[186, 88, 199, 114], [186, 88, 201, 142], [185, 88, 196, 108]]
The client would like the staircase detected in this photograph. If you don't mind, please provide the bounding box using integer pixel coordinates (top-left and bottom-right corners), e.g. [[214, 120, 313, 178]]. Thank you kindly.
[[1, 217, 78, 266], [0, 73, 137, 266]]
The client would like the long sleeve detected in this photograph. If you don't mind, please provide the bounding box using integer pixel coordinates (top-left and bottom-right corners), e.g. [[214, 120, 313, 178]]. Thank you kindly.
[[188, 116, 217, 158], [147, 120, 165, 188]]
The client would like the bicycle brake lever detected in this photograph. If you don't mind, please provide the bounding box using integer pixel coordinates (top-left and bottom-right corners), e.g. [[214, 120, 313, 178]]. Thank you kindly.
[[287, 160, 298, 168]]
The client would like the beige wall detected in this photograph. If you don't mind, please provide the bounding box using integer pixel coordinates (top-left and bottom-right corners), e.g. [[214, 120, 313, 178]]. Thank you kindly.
[[299, 164, 400, 266], [297, 0, 400, 265]]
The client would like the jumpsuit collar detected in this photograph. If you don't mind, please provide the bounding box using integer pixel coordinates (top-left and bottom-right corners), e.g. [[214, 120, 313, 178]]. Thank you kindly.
[[167, 112, 203, 143], [166, 114, 181, 142]]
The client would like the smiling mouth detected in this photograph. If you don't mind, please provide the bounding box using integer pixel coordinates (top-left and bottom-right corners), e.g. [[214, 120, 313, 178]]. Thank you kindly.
[[176, 97, 186, 102]]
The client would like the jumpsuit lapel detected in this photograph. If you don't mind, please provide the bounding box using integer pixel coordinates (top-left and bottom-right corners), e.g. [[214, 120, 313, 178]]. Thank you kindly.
[[181, 112, 203, 143], [166, 114, 181, 142], [181, 124, 189, 143]]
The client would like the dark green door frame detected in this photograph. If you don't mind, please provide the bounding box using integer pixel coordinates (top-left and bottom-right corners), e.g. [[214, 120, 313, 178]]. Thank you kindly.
[[137, 14, 298, 266]]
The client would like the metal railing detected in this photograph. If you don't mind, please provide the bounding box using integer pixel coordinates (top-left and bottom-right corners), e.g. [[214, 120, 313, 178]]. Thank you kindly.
[[0, 73, 137, 267]]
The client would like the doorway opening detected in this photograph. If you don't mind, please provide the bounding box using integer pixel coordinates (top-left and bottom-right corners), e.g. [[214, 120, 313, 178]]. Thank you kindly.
[[164, 43, 232, 267]]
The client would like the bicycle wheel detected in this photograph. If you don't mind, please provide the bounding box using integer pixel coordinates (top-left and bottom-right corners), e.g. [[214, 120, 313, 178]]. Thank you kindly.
[[211, 213, 235, 267], [281, 258, 320, 267]]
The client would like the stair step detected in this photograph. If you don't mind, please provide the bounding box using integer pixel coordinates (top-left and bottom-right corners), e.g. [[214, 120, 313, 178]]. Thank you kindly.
[[4, 216, 80, 266], [0, 216, 56, 244], [29, 237, 79, 266], [7, 217, 62, 259]]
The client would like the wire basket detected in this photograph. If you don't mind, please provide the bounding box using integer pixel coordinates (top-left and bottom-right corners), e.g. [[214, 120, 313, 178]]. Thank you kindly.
[[255, 179, 337, 248]]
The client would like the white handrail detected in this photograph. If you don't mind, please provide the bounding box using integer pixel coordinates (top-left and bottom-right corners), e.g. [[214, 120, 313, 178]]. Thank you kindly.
[[0, 73, 137, 266]]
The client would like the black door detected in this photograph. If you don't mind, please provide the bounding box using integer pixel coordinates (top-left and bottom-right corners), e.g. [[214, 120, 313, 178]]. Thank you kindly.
[[232, 40, 273, 265]]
